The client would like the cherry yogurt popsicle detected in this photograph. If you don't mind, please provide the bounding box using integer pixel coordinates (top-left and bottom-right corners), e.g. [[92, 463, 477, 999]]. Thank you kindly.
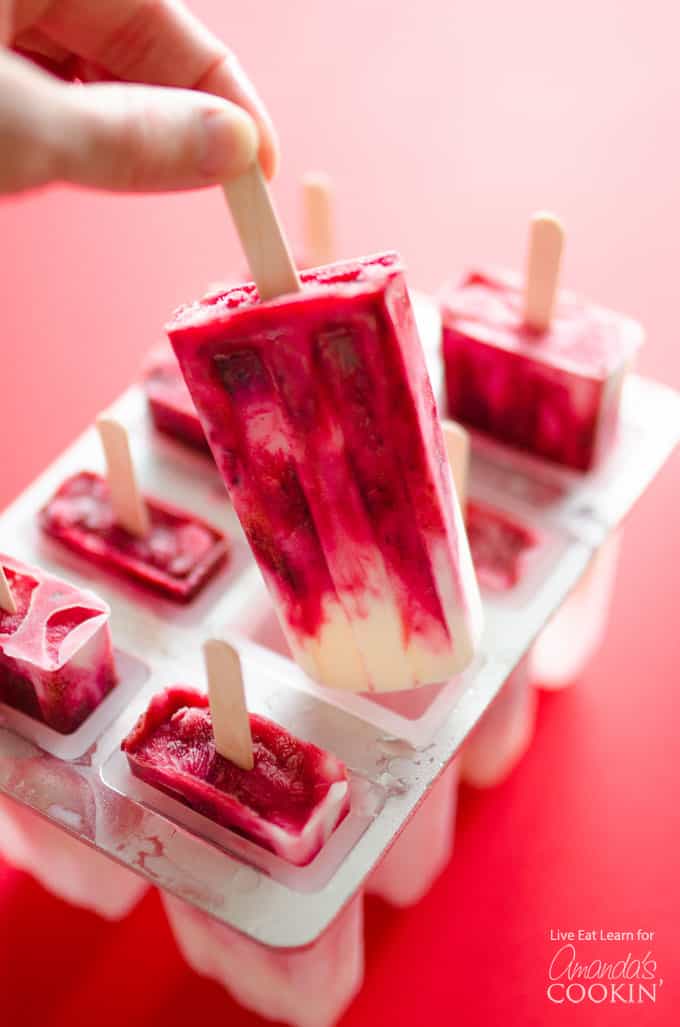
[[466, 502, 539, 592], [40, 471, 228, 602], [0, 560, 141, 916], [142, 173, 337, 457], [442, 217, 636, 701], [441, 216, 644, 471], [441, 269, 643, 470], [143, 344, 210, 453], [168, 252, 482, 693], [122, 686, 349, 866], [0, 554, 116, 733]]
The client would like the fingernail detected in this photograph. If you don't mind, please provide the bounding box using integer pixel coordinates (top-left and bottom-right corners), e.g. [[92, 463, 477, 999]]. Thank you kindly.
[[222, 55, 279, 179], [199, 105, 258, 180]]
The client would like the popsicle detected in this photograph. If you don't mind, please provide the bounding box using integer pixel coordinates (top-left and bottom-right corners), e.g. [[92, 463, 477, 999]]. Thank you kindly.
[[461, 657, 536, 788], [40, 454, 228, 603], [531, 531, 622, 689], [441, 214, 644, 470], [121, 685, 350, 866], [141, 178, 333, 454], [168, 250, 482, 693], [0, 553, 116, 733], [466, 502, 539, 592], [444, 421, 542, 595], [162, 891, 364, 1027], [142, 343, 210, 453]]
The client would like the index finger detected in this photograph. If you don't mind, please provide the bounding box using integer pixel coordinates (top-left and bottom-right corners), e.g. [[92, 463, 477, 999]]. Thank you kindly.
[[33, 0, 278, 177]]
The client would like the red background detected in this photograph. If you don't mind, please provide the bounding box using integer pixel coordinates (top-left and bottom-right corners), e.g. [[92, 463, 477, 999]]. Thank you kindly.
[[1, 1, 679, 1024]]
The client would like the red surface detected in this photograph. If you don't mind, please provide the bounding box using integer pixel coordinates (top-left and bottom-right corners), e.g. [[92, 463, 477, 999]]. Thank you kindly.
[[1, 1, 679, 1024]]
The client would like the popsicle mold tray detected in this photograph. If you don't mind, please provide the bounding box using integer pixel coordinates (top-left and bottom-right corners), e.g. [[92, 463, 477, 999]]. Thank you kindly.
[[0, 299, 678, 949]]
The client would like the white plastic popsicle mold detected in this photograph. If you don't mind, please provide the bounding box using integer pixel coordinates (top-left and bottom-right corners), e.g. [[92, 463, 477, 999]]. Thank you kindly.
[[0, 792, 148, 919], [530, 529, 623, 689], [0, 293, 678, 950], [460, 656, 535, 788]]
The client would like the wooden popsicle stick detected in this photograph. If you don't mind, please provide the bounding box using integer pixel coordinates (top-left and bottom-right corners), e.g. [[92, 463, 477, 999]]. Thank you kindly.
[[0, 563, 17, 615], [223, 162, 301, 301], [96, 415, 150, 538], [204, 639, 254, 770], [523, 212, 565, 332], [302, 172, 335, 267], [442, 420, 470, 513]]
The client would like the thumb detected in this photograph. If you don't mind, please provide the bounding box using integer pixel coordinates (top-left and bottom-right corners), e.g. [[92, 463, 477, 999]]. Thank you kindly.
[[0, 49, 259, 195]]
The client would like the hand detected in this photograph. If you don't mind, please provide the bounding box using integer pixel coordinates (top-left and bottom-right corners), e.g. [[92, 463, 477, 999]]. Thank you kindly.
[[0, 0, 278, 194]]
